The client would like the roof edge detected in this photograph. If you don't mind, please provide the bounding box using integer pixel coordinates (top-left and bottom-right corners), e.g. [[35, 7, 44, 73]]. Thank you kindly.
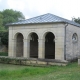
[[7, 21, 66, 26]]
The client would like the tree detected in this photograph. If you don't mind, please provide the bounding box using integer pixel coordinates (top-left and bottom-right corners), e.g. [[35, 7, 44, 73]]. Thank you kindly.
[[0, 12, 3, 26], [0, 12, 5, 30], [2, 9, 25, 28], [72, 17, 80, 24], [0, 9, 25, 47], [0, 31, 8, 46]]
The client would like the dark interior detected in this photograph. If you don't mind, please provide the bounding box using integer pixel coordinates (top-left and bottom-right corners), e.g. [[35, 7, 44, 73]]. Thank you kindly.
[[16, 33, 23, 57], [45, 32, 55, 59], [30, 33, 38, 58]]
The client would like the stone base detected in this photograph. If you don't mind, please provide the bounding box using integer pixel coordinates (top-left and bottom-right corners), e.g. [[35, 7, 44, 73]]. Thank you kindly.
[[0, 56, 68, 66]]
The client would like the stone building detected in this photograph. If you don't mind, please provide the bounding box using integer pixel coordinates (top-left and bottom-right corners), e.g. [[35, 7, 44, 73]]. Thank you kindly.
[[8, 13, 80, 61]]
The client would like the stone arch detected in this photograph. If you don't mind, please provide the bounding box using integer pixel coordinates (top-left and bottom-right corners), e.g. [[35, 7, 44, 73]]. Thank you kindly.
[[41, 30, 56, 40], [27, 32, 39, 58], [14, 32, 24, 57], [14, 32, 24, 40], [27, 30, 40, 40], [42, 31, 55, 59]]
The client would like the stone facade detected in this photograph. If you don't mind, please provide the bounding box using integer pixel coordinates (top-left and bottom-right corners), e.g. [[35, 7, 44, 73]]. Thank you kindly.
[[9, 23, 66, 60]]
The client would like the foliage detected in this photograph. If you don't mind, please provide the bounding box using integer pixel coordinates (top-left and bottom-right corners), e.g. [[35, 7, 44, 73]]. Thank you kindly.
[[0, 31, 8, 46], [0, 9, 25, 46], [0, 12, 5, 30], [0, 62, 79, 80], [0, 9, 25, 29], [72, 17, 80, 24], [2, 9, 25, 26], [0, 12, 3, 26], [0, 52, 8, 56]]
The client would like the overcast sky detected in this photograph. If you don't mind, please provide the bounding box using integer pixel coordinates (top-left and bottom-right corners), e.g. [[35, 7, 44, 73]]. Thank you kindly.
[[0, 0, 80, 20]]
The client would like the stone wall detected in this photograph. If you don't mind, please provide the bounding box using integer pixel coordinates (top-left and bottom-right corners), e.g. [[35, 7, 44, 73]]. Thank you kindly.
[[66, 24, 80, 60]]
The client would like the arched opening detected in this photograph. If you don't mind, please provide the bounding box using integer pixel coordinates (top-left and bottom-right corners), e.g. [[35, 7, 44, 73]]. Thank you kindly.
[[72, 33, 78, 42], [16, 33, 23, 57], [30, 33, 38, 58], [72, 33, 78, 58], [45, 32, 55, 59]]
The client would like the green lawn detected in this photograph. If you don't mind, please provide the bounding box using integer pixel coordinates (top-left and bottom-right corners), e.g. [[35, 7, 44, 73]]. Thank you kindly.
[[0, 62, 80, 80]]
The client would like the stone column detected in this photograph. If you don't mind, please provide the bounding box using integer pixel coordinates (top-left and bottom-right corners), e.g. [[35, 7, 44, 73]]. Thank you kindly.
[[55, 39, 58, 59], [23, 39, 30, 58], [9, 39, 16, 57], [55, 37, 64, 60], [14, 39, 17, 57], [38, 39, 45, 59]]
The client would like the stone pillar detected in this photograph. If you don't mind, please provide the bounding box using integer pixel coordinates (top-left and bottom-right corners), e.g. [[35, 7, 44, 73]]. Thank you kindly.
[[38, 39, 45, 59], [23, 39, 30, 58], [9, 39, 16, 57], [55, 39, 59, 59], [55, 37, 64, 60], [14, 39, 17, 57]]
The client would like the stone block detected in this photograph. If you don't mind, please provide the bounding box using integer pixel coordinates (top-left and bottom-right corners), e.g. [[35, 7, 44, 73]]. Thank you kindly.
[[30, 60, 37, 64], [61, 63, 67, 66], [26, 61, 31, 64], [48, 62, 67, 66], [78, 58, 80, 65], [48, 62, 56, 65], [21, 61, 26, 65], [37, 61, 47, 65], [9, 60, 16, 64]]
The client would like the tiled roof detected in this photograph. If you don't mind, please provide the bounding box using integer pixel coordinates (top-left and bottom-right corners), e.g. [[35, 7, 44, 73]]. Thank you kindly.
[[8, 13, 80, 27]]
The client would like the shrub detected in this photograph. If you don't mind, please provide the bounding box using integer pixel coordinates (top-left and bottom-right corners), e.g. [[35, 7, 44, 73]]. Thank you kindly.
[[0, 52, 8, 56], [0, 31, 8, 47]]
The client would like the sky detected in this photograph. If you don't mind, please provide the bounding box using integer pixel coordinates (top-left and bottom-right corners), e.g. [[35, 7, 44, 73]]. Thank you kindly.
[[0, 0, 80, 20]]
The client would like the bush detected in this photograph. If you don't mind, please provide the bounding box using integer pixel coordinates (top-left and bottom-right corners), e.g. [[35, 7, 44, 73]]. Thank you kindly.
[[0, 31, 8, 47], [0, 52, 8, 56]]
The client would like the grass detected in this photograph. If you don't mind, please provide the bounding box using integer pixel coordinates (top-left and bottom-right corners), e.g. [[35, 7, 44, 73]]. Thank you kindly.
[[0, 62, 80, 80], [0, 52, 8, 56]]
